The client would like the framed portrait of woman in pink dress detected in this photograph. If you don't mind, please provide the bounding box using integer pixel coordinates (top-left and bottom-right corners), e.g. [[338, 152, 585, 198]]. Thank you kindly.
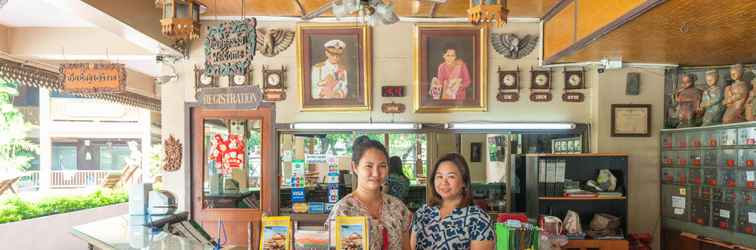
[[414, 24, 488, 112]]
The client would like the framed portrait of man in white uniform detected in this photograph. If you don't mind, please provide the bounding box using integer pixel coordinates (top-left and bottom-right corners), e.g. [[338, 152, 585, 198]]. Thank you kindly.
[[297, 23, 372, 111]]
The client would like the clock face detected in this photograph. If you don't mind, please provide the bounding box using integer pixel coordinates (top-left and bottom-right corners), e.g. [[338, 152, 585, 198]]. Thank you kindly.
[[200, 74, 213, 85], [503, 74, 516, 86], [233, 75, 247, 85], [535, 74, 549, 86], [569, 74, 582, 86], [267, 73, 281, 86]]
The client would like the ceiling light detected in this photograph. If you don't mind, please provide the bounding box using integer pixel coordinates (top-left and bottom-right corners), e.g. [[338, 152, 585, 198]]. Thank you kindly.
[[446, 122, 576, 130], [291, 123, 421, 130]]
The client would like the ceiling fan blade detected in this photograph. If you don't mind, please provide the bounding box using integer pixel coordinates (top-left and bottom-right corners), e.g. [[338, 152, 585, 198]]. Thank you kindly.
[[301, 0, 338, 20]]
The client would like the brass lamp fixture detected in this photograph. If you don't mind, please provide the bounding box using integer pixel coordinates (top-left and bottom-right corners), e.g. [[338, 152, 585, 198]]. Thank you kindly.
[[467, 0, 508, 27], [155, 0, 205, 40]]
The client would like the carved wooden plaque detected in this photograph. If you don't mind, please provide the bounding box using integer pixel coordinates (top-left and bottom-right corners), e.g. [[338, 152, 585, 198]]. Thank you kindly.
[[497, 92, 519, 102], [163, 135, 182, 172], [381, 103, 405, 113], [530, 92, 552, 102], [562, 92, 585, 102]]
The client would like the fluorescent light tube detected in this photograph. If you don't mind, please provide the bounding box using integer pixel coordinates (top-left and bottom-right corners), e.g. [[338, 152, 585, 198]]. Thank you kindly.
[[291, 123, 421, 130], [446, 123, 576, 130]]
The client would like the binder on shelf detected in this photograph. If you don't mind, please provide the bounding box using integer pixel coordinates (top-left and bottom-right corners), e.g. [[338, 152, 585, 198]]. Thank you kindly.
[[538, 160, 544, 197], [556, 160, 566, 196], [546, 160, 556, 196]]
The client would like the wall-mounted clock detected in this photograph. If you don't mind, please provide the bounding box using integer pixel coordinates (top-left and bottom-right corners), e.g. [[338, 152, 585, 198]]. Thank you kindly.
[[262, 65, 287, 101], [531, 70, 551, 90], [230, 67, 254, 87], [194, 67, 218, 90], [564, 70, 585, 89], [498, 68, 519, 91]]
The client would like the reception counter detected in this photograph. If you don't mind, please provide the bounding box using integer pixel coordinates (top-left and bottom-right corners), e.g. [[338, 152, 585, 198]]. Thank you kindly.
[[71, 215, 212, 250]]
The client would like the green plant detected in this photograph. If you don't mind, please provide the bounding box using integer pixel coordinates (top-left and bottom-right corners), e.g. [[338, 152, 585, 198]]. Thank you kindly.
[[0, 79, 37, 172], [0, 189, 128, 224]]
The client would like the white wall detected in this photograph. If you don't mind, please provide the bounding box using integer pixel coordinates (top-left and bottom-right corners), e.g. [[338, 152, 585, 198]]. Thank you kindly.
[[160, 22, 665, 245], [162, 20, 590, 211], [590, 66, 665, 248]]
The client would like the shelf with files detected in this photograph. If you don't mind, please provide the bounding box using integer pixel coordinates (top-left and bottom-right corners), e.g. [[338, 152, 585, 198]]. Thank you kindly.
[[661, 123, 756, 247], [525, 154, 629, 238]]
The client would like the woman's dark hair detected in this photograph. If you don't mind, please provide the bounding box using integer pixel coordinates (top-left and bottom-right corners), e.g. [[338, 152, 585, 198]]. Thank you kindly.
[[351, 135, 388, 164], [428, 153, 474, 208], [388, 156, 405, 176]]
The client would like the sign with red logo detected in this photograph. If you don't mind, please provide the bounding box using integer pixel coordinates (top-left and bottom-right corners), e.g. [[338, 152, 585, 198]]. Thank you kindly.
[[209, 134, 246, 175]]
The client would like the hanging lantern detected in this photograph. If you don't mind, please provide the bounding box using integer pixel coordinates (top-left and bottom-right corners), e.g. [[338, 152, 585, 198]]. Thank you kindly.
[[467, 0, 508, 27], [155, 0, 205, 40]]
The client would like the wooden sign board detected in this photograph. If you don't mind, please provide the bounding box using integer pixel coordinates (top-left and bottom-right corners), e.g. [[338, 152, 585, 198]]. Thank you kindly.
[[264, 90, 286, 102], [381, 86, 405, 97], [61, 63, 126, 94], [562, 92, 585, 102], [197, 86, 263, 109], [530, 92, 552, 102], [205, 18, 257, 76], [381, 103, 405, 113], [496, 92, 519, 102]]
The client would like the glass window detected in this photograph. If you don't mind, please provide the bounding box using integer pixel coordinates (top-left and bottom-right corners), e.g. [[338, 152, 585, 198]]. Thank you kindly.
[[278, 132, 429, 214], [52, 146, 77, 170], [202, 119, 262, 209], [176, 2, 189, 18], [99, 145, 130, 171], [279, 133, 355, 215]]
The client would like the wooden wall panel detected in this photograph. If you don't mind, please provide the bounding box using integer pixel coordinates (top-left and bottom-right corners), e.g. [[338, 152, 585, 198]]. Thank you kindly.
[[544, 1, 576, 59], [557, 0, 756, 66], [575, 0, 645, 41]]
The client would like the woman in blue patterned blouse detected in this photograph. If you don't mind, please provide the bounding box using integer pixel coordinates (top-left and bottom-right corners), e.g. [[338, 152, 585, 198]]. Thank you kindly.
[[411, 153, 494, 250]]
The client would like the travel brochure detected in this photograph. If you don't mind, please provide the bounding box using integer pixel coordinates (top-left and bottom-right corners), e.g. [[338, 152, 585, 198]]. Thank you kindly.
[[260, 216, 292, 250], [335, 216, 369, 250]]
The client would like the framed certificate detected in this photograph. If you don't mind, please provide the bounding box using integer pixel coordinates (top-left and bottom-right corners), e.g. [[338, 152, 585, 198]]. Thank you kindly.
[[611, 104, 651, 137]]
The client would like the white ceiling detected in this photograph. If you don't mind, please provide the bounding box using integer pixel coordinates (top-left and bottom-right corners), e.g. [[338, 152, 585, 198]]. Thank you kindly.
[[0, 0, 94, 27]]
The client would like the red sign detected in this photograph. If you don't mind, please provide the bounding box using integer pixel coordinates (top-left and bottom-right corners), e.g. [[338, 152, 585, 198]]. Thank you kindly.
[[209, 134, 246, 175], [381, 86, 405, 97]]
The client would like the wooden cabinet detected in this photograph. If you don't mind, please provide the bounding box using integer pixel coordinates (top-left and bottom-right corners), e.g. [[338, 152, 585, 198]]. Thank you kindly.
[[562, 239, 629, 250]]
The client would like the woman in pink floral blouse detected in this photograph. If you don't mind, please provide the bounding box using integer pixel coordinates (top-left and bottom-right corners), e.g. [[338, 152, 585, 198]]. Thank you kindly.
[[326, 136, 412, 250]]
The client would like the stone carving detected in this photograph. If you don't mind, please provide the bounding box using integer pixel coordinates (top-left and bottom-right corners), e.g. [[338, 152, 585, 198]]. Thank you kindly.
[[700, 70, 725, 126], [674, 74, 702, 128], [723, 64, 749, 124], [255, 28, 295, 57], [162, 135, 182, 172], [490, 33, 538, 59]]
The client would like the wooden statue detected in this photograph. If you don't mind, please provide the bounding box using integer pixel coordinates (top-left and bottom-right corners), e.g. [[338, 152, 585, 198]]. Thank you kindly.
[[700, 70, 725, 126], [748, 78, 756, 121], [675, 74, 702, 128], [723, 64, 749, 123]]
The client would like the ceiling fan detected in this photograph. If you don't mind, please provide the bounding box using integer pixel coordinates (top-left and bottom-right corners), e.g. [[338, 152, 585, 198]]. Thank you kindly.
[[301, 0, 448, 23]]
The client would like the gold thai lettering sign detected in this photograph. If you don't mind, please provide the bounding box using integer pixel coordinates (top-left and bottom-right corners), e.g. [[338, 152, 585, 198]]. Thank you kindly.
[[197, 86, 263, 109], [60, 63, 126, 93]]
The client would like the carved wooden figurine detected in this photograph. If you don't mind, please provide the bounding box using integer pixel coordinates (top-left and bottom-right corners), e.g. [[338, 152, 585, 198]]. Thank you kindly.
[[723, 64, 749, 124], [748, 78, 756, 121], [675, 74, 703, 128], [700, 70, 725, 126]]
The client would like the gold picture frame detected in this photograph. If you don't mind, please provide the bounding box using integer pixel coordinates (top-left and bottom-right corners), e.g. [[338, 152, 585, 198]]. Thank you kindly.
[[296, 23, 372, 112], [414, 24, 488, 113]]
